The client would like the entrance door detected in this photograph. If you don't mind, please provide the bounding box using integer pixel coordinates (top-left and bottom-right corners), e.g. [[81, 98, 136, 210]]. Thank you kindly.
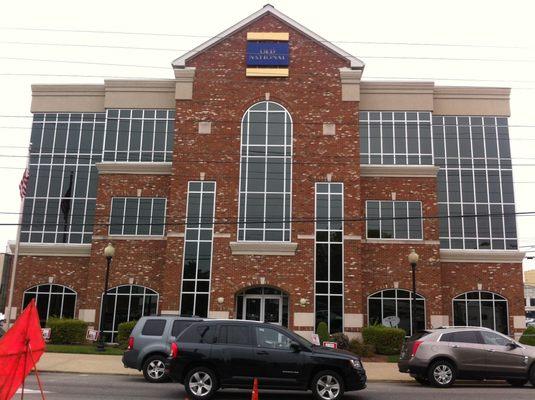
[[243, 295, 282, 324]]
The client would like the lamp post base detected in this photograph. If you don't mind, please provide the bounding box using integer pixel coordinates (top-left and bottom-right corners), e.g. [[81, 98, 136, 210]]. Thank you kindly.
[[96, 341, 106, 352]]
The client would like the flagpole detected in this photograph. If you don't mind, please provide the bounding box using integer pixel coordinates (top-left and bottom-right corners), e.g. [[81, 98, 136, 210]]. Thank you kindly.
[[5, 144, 31, 327]]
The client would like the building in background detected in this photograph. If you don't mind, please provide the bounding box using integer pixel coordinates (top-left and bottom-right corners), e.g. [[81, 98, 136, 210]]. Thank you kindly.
[[5, 5, 526, 341], [525, 271, 535, 323], [525, 270, 535, 285], [0, 253, 13, 312]]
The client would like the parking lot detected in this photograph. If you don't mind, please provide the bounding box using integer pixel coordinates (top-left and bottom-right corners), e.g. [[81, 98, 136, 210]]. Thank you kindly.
[[19, 373, 535, 400]]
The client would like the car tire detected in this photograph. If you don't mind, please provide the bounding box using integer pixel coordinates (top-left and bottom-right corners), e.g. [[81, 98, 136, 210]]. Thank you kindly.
[[184, 367, 218, 400], [507, 379, 527, 387], [415, 376, 429, 386], [311, 370, 345, 400], [530, 365, 535, 387], [427, 359, 456, 388], [142, 355, 169, 383]]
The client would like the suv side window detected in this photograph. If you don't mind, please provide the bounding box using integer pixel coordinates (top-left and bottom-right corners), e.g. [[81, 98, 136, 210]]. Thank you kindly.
[[440, 331, 481, 344], [180, 324, 217, 344], [481, 331, 511, 346], [141, 319, 166, 336], [254, 326, 293, 350], [171, 320, 196, 337], [219, 325, 251, 346]]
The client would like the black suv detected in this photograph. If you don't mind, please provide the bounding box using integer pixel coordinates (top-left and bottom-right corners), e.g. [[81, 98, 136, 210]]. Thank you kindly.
[[166, 320, 366, 400]]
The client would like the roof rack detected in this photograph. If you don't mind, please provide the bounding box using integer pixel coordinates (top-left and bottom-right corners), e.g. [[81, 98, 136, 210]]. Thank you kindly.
[[436, 326, 493, 330]]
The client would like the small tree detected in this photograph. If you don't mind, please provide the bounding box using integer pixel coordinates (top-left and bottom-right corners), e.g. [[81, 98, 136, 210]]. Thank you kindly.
[[117, 320, 137, 349], [46, 318, 87, 344], [330, 332, 350, 350], [519, 326, 535, 346], [316, 321, 330, 344]]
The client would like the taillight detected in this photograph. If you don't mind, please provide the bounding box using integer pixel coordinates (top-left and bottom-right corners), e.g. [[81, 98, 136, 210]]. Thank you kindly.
[[411, 340, 423, 357], [127, 337, 134, 350], [170, 342, 179, 358]]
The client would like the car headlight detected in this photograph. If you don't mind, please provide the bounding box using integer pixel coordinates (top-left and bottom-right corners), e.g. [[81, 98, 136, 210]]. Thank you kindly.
[[349, 359, 362, 369]]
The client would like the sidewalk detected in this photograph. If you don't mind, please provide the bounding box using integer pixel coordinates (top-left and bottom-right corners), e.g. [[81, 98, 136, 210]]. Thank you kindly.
[[37, 352, 411, 381]]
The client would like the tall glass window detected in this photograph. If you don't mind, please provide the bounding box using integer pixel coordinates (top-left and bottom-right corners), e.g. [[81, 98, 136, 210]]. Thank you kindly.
[[315, 182, 343, 333], [109, 197, 166, 236], [360, 111, 433, 165], [23, 284, 77, 327], [433, 116, 516, 250], [452, 291, 508, 334], [366, 201, 423, 240], [180, 181, 216, 318], [23, 113, 105, 244], [100, 284, 158, 343], [367, 289, 425, 336], [103, 109, 174, 162], [238, 101, 292, 242]]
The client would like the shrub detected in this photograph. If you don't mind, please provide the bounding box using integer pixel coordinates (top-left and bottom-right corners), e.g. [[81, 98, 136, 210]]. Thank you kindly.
[[362, 324, 405, 355], [519, 326, 535, 346], [46, 318, 88, 345], [316, 322, 330, 345], [330, 332, 350, 350], [117, 320, 137, 348], [349, 339, 375, 357]]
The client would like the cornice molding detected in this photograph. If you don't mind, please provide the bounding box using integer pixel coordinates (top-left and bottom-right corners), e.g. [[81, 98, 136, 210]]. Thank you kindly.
[[440, 249, 525, 263], [8, 243, 91, 257], [95, 162, 172, 175], [229, 241, 298, 256], [360, 164, 440, 178]]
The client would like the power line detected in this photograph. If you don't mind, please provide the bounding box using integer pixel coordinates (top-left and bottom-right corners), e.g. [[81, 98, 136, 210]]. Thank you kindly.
[[2, 115, 535, 129], [4, 53, 535, 66], [1, 209, 534, 226], [1, 70, 535, 90], [0, 27, 524, 49]]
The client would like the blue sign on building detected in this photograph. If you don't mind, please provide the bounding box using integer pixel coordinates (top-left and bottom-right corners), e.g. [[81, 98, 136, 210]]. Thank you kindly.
[[246, 42, 290, 66]]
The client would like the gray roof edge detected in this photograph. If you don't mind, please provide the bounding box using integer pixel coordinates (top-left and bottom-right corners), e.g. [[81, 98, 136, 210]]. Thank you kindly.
[[171, 5, 364, 70]]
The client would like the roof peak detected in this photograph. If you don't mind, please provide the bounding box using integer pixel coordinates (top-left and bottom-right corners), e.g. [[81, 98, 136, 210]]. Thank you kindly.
[[172, 5, 364, 70]]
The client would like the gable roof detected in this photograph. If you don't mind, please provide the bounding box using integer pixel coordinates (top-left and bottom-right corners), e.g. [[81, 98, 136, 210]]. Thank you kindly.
[[171, 4, 365, 70]]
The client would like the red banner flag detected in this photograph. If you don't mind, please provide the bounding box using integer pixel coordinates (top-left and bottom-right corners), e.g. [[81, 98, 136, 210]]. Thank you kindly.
[[0, 299, 46, 400]]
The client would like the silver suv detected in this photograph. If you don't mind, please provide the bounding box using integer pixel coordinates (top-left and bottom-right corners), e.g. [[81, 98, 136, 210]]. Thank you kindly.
[[398, 327, 535, 387], [122, 316, 203, 382]]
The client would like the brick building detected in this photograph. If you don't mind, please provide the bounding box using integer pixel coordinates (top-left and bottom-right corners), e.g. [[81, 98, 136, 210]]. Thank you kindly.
[[6, 5, 526, 341]]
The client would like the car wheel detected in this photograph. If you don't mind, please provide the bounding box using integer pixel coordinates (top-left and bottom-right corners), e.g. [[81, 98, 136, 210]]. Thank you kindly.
[[427, 360, 456, 388], [530, 365, 535, 387], [507, 379, 527, 387], [415, 376, 429, 385], [312, 370, 345, 400], [184, 367, 218, 400], [142, 355, 169, 383]]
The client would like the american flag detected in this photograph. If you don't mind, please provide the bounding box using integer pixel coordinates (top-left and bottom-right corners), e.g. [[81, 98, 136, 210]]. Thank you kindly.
[[19, 168, 30, 199]]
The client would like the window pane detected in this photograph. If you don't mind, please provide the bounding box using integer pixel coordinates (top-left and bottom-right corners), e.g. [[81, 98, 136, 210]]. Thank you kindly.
[[142, 319, 166, 336]]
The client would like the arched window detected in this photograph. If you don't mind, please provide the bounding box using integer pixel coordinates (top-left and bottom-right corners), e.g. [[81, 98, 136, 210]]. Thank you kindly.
[[452, 291, 508, 334], [100, 285, 159, 343], [23, 284, 77, 327], [238, 101, 292, 242], [368, 289, 425, 336]]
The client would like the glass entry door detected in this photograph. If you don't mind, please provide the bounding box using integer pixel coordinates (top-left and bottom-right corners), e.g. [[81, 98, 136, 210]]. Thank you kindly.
[[243, 295, 282, 324]]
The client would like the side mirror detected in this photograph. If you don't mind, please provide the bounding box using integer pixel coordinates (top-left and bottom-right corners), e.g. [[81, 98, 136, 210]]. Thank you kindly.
[[290, 342, 301, 352], [506, 341, 519, 350]]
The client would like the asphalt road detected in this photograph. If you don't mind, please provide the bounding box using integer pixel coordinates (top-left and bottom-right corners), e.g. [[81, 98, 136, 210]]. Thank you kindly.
[[18, 373, 535, 400]]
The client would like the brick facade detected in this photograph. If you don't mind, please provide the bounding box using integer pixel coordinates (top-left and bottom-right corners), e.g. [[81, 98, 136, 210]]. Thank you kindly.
[[8, 7, 526, 340]]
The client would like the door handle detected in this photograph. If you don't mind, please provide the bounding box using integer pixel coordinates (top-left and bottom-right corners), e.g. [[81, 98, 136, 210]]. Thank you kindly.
[[256, 350, 269, 355], [451, 345, 460, 348], [486, 349, 495, 352]]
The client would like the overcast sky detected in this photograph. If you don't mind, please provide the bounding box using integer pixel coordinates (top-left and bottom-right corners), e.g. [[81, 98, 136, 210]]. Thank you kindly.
[[1, 0, 534, 271]]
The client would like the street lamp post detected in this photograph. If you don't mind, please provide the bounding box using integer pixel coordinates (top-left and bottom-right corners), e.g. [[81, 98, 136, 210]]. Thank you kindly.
[[407, 249, 419, 335], [97, 243, 115, 352]]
